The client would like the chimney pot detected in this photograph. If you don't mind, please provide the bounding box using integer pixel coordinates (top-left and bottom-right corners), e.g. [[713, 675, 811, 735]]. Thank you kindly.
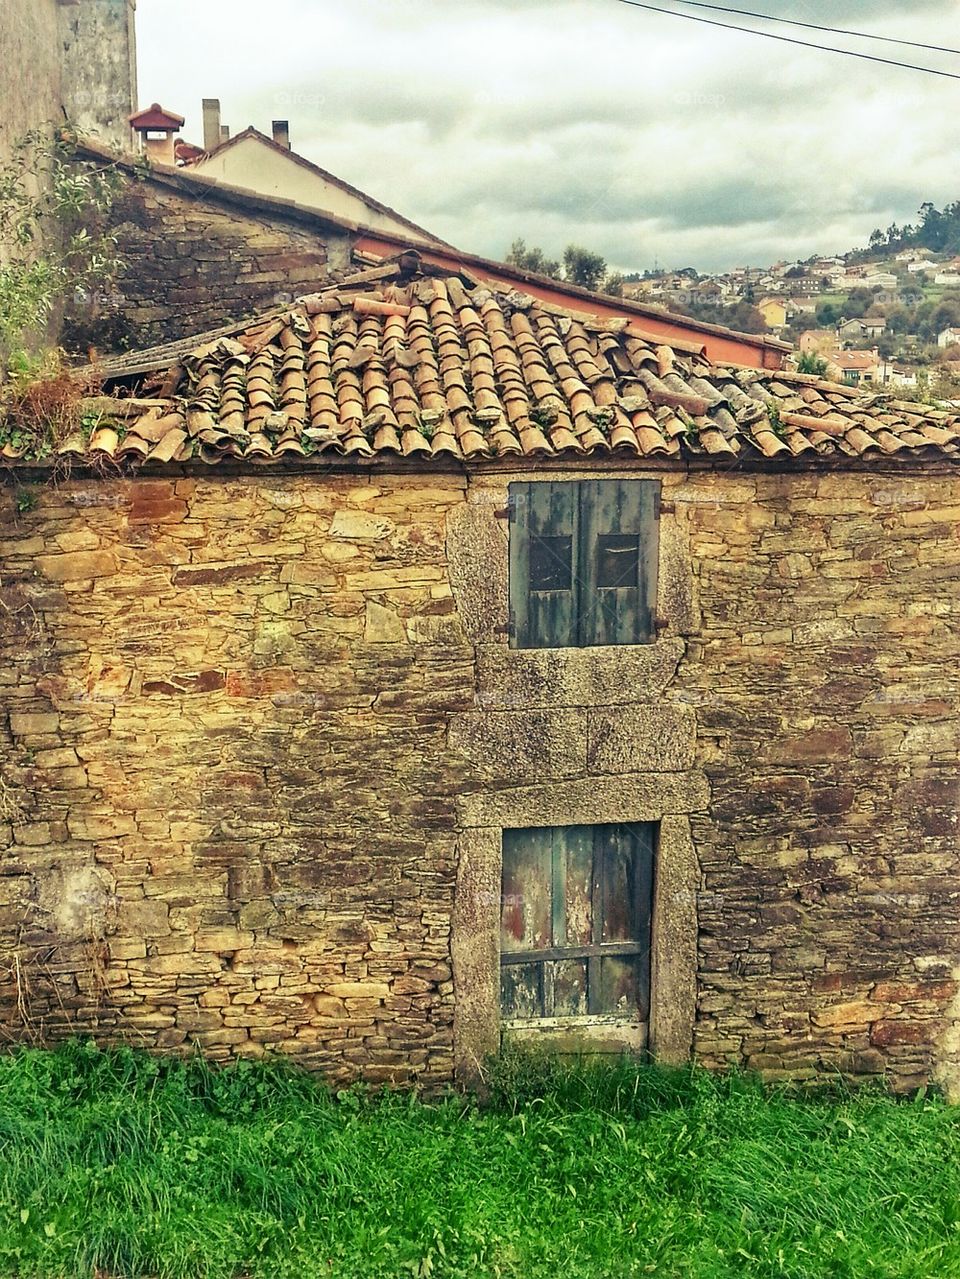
[[202, 98, 221, 153], [272, 119, 291, 151], [220, 125, 230, 143]]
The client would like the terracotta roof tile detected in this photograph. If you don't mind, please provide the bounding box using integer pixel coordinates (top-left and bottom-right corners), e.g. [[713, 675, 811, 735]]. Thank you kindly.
[[35, 279, 960, 470]]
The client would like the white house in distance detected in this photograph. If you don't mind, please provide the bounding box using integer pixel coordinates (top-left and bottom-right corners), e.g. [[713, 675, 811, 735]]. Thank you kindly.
[[179, 99, 444, 246], [938, 327, 960, 348]]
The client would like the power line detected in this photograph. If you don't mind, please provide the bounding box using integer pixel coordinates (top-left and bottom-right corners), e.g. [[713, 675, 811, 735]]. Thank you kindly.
[[612, 0, 960, 80], [671, 0, 960, 57]]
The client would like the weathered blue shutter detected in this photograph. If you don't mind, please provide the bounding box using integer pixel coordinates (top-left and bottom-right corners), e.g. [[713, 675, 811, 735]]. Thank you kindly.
[[509, 481, 579, 649], [576, 479, 659, 646]]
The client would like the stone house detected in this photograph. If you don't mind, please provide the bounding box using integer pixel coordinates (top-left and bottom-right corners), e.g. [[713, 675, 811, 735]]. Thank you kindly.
[[68, 137, 791, 367], [2, 267, 959, 1095]]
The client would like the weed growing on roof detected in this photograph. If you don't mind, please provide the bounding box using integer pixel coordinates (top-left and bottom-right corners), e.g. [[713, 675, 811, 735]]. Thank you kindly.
[[0, 1041, 959, 1279], [0, 351, 102, 460]]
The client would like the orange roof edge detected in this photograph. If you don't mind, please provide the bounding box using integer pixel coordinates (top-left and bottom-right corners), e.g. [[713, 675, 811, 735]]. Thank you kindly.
[[356, 233, 792, 370]]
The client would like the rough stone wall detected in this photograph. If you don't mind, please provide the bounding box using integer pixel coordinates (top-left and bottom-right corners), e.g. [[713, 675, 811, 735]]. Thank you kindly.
[[1, 0, 61, 172], [679, 469, 960, 1093], [0, 473, 472, 1085], [60, 0, 138, 151], [64, 177, 353, 353], [0, 464, 958, 1092], [1, 0, 136, 170]]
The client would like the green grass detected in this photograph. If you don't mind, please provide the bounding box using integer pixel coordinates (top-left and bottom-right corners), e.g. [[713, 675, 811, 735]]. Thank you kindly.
[[0, 1042, 958, 1278]]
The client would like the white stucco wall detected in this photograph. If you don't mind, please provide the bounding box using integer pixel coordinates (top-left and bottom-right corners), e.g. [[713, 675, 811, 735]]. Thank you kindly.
[[191, 135, 436, 243]]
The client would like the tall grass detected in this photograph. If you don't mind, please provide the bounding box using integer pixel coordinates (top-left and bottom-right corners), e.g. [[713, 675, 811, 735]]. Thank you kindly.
[[0, 1040, 957, 1278]]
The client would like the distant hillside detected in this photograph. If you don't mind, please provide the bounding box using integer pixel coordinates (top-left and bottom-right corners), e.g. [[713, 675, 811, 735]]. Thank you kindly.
[[858, 200, 960, 260]]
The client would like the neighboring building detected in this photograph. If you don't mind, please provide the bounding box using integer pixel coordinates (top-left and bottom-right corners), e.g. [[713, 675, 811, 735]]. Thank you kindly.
[[825, 348, 879, 386], [935, 272, 960, 288], [786, 297, 818, 317], [2, 270, 959, 1096], [799, 329, 835, 356], [69, 137, 791, 369], [3, 0, 137, 163], [873, 362, 918, 389], [862, 272, 898, 291], [938, 327, 960, 349], [839, 318, 886, 344], [180, 107, 444, 247], [757, 297, 788, 329]]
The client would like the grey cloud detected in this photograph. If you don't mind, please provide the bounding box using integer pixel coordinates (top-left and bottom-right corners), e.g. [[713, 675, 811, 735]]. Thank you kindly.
[[137, 0, 959, 274]]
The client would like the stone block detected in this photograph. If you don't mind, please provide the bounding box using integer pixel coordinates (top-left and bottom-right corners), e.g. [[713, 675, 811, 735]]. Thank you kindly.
[[870, 1020, 929, 1047], [449, 709, 586, 783], [587, 704, 696, 775], [326, 982, 390, 1000], [10, 713, 59, 736], [364, 600, 407, 644], [35, 551, 117, 582], [475, 639, 686, 711], [195, 929, 256, 952], [812, 1001, 879, 1029], [329, 510, 396, 540], [457, 770, 710, 829], [67, 813, 136, 840], [117, 899, 171, 938]]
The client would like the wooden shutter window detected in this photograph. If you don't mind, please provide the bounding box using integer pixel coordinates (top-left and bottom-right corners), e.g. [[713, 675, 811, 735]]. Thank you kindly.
[[509, 479, 660, 649], [577, 478, 659, 647], [509, 481, 579, 649]]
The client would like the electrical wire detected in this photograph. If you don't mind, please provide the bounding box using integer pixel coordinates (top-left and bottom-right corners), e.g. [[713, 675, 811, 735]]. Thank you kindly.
[[670, 0, 960, 57], [612, 0, 960, 80]]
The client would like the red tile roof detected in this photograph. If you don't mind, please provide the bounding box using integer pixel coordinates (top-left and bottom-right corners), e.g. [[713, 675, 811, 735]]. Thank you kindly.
[[22, 273, 958, 471]]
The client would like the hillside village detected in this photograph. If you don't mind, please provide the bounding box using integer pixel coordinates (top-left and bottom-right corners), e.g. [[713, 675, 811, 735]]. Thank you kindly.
[[623, 219, 960, 399]]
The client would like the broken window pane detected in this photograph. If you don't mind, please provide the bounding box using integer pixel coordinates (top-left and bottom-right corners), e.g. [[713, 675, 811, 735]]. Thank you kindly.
[[501, 963, 542, 1019], [596, 534, 640, 589], [529, 535, 573, 591], [552, 959, 589, 1016]]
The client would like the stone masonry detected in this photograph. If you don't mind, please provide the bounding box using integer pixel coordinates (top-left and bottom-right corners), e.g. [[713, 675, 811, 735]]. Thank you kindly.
[[0, 462, 958, 1093], [65, 170, 353, 354]]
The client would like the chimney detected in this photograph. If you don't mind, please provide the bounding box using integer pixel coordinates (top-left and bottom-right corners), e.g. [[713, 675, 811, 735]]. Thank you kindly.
[[128, 103, 185, 166], [272, 120, 291, 151], [202, 98, 222, 153], [220, 125, 231, 143]]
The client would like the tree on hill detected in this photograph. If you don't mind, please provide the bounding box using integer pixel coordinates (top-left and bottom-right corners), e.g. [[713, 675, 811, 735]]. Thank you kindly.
[[506, 239, 560, 279], [668, 297, 766, 334], [562, 245, 608, 292], [862, 199, 960, 257], [505, 239, 626, 296]]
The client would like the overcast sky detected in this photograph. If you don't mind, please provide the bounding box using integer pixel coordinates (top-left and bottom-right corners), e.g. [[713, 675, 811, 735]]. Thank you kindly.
[[137, 0, 959, 274]]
